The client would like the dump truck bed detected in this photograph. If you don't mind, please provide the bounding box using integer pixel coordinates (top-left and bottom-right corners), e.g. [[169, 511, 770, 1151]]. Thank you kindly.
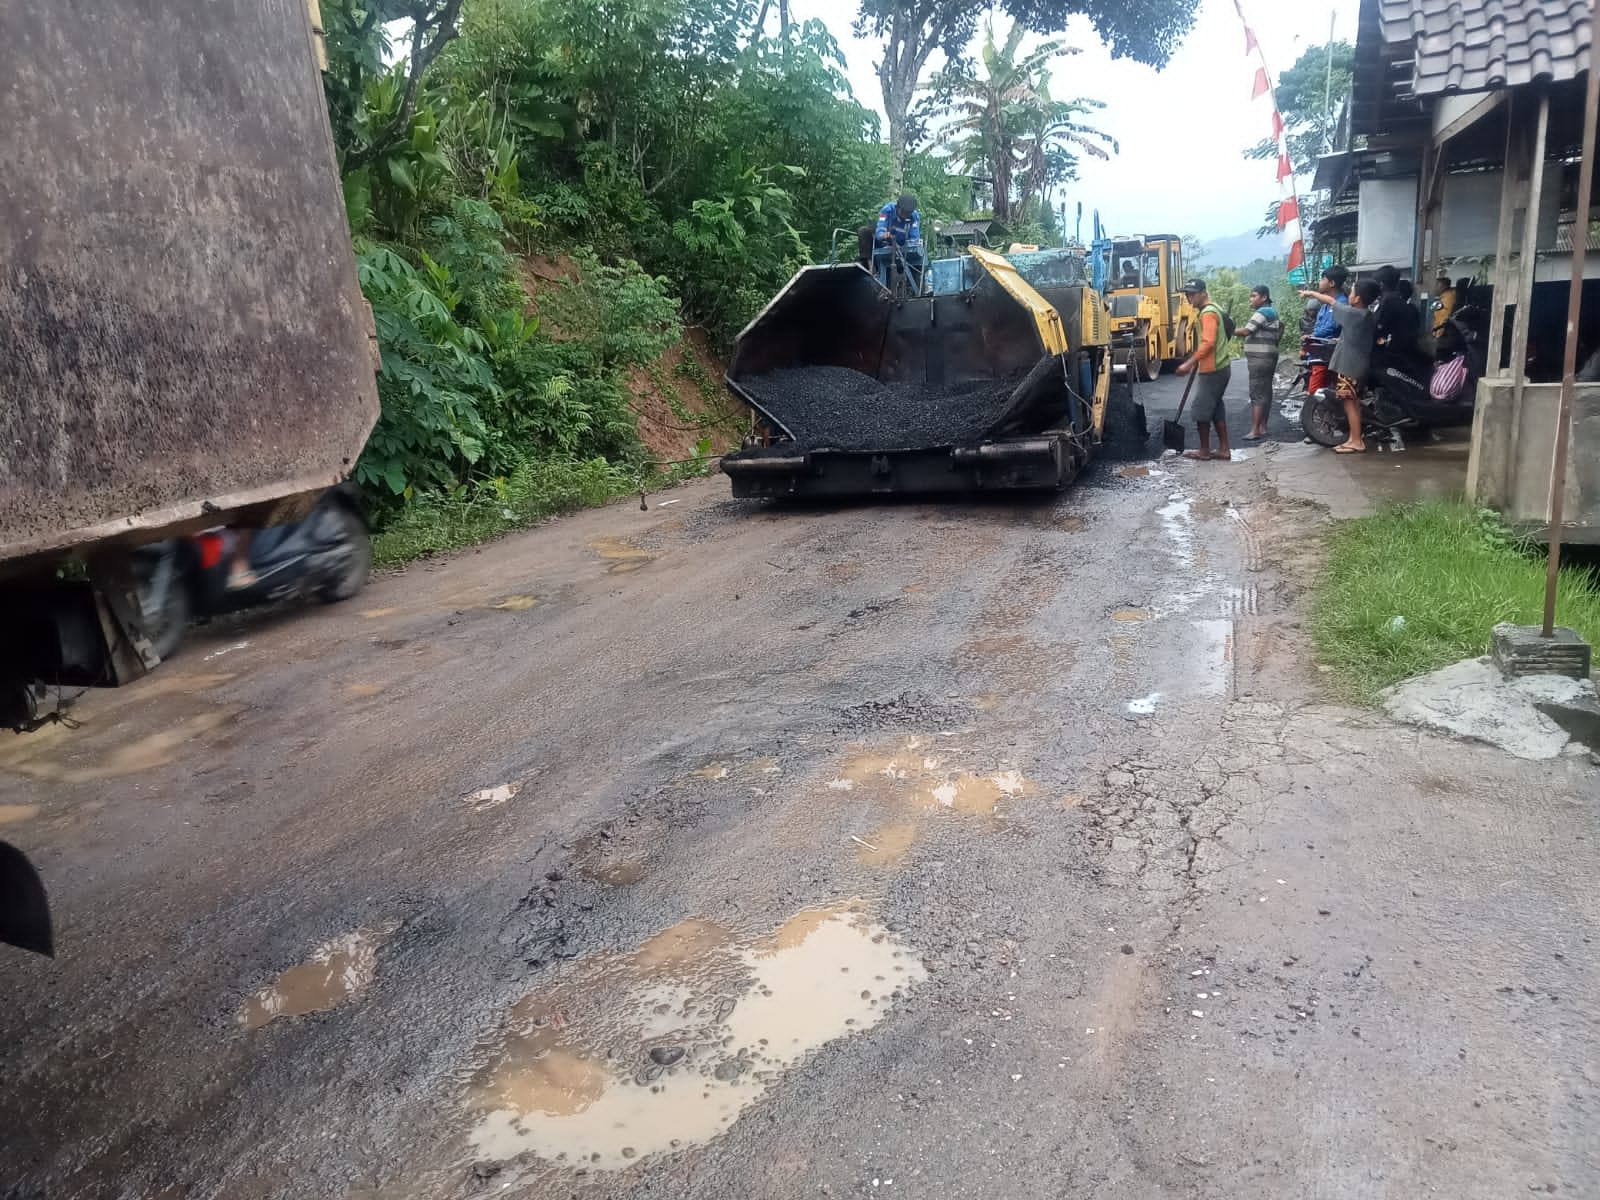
[[0, 0, 379, 575]]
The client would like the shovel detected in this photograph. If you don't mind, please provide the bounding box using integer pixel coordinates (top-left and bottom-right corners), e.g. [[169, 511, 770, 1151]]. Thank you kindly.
[[1163, 372, 1198, 454]]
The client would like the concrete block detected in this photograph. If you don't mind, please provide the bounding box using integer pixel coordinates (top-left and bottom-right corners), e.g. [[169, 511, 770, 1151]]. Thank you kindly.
[[1492, 623, 1592, 680]]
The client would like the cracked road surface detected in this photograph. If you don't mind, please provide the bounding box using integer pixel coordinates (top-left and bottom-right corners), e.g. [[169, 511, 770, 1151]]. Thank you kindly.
[[3, 375, 1597, 1198]]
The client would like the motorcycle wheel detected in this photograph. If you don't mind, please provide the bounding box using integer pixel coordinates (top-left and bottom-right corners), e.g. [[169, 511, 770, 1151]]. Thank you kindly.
[[317, 505, 372, 603], [137, 567, 192, 662], [1301, 392, 1348, 447]]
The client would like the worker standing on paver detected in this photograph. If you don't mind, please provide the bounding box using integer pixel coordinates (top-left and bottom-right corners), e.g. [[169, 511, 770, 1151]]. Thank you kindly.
[[1174, 278, 1235, 462], [857, 194, 922, 288], [1236, 284, 1282, 442]]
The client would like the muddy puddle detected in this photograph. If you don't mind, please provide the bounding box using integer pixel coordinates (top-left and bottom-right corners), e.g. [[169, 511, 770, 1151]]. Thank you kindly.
[[492, 594, 540, 611], [589, 537, 655, 574], [466, 904, 925, 1170], [0, 804, 40, 825], [826, 737, 1038, 816], [1110, 607, 1151, 623], [688, 757, 782, 789], [239, 925, 396, 1030], [855, 822, 918, 866], [0, 707, 241, 783]]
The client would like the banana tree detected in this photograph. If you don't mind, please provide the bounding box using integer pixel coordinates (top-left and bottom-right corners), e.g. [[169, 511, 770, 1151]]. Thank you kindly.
[[926, 20, 1091, 224]]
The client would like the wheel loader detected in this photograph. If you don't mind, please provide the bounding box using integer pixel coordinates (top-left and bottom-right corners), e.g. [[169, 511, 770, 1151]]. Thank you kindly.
[[720, 246, 1124, 500], [1095, 233, 1199, 382]]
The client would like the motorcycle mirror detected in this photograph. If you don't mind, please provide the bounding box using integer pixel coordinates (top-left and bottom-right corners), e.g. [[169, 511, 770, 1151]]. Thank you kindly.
[[0, 841, 54, 956]]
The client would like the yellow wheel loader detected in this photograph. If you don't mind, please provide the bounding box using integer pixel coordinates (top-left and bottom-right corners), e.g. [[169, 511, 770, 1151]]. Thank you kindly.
[[1098, 234, 1199, 382]]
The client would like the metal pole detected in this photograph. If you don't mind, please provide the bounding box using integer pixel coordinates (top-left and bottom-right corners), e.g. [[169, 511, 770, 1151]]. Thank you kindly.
[[1324, 11, 1337, 152], [1542, 0, 1600, 638]]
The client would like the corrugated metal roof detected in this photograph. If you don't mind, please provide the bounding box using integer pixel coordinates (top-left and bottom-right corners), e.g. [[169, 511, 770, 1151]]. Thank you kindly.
[[1376, 0, 1593, 96]]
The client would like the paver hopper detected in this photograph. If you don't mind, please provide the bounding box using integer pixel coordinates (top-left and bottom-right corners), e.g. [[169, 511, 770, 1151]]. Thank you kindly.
[[721, 247, 1111, 499]]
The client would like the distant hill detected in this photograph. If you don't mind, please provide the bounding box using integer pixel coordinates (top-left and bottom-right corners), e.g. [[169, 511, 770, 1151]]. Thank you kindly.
[[1196, 228, 1276, 272]]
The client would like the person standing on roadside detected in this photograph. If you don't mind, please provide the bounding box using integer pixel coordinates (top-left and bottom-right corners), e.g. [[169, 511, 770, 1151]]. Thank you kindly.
[[1300, 278, 1380, 454], [1235, 284, 1282, 442], [1174, 278, 1234, 462], [1307, 264, 1349, 398]]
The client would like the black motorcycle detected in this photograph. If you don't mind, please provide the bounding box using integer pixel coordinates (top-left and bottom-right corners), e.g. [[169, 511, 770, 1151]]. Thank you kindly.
[[133, 482, 371, 661], [1301, 307, 1488, 448]]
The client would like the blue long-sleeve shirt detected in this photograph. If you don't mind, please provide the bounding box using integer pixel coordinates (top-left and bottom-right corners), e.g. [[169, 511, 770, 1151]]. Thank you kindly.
[[874, 203, 921, 248], [1313, 291, 1348, 339]]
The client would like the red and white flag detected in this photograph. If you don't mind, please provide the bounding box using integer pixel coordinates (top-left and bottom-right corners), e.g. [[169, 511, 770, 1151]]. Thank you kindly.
[[1234, 1, 1307, 277]]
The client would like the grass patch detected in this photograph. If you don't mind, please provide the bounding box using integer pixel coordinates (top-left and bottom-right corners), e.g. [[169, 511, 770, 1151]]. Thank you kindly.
[[371, 454, 712, 567], [1313, 499, 1600, 704]]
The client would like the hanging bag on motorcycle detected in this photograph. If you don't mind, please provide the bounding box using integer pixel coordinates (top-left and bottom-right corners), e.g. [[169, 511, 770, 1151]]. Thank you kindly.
[[1429, 354, 1470, 403]]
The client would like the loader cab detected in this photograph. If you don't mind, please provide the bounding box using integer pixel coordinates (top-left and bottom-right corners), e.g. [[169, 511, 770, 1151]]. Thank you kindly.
[[1102, 234, 1198, 381]]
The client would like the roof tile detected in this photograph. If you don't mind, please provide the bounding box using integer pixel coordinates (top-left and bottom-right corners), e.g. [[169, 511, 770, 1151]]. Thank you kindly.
[[1371, 0, 1592, 96]]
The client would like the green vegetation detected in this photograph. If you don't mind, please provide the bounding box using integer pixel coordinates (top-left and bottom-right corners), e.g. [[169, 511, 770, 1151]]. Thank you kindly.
[[1313, 501, 1600, 703], [319, 0, 1195, 562], [928, 20, 1113, 225]]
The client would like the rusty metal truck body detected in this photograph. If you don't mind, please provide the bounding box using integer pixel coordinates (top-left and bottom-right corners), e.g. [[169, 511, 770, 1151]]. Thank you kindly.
[[0, 0, 379, 725]]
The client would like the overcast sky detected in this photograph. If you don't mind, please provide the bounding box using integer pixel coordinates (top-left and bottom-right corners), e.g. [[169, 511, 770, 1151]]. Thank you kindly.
[[788, 0, 1361, 241]]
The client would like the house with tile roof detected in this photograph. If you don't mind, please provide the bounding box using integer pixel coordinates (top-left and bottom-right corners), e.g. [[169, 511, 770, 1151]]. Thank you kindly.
[[1315, 0, 1598, 540]]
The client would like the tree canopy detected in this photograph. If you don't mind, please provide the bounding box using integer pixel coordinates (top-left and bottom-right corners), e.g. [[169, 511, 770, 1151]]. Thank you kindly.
[[857, 0, 1195, 191], [929, 20, 1113, 223]]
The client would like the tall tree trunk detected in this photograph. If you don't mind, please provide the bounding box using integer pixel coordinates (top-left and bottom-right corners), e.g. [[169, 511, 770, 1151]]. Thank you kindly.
[[878, 8, 936, 200], [886, 100, 909, 195]]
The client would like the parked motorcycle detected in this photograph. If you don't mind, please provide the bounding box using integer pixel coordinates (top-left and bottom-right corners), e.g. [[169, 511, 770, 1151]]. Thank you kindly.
[[1301, 307, 1488, 448], [133, 483, 371, 661]]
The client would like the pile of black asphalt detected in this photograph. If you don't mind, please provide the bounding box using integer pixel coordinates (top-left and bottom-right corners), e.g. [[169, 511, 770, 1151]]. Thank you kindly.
[[737, 365, 1030, 451]]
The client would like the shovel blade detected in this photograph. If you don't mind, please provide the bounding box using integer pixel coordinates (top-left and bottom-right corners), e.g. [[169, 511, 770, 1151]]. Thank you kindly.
[[1162, 418, 1186, 454]]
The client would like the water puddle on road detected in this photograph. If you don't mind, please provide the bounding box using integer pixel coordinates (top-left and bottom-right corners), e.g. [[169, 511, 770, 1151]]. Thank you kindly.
[[1111, 607, 1151, 623], [1186, 619, 1235, 697], [465, 905, 925, 1170], [1118, 465, 1151, 478], [0, 804, 40, 825], [492, 594, 540, 611], [239, 924, 396, 1030], [0, 707, 240, 783], [855, 821, 918, 866], [589, 537, 656, 574], [826, 737, 1038, 815]]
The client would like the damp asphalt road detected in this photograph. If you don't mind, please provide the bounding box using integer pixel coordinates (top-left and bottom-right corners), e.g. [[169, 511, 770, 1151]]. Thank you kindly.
[[2, 368, 1596, 1199]]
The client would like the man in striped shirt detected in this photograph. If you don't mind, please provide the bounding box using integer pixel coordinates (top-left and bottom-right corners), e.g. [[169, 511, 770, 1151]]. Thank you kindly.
[[1236, 285, 1282, 442]]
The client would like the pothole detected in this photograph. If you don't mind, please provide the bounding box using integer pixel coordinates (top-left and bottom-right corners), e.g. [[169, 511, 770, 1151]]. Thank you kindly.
[[465, 905, 925, 1170], [825, 737, 1038, 814], [854, 821, 918, 867], [589, 538, 655, 574], [239, 924, 397, 1030]]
